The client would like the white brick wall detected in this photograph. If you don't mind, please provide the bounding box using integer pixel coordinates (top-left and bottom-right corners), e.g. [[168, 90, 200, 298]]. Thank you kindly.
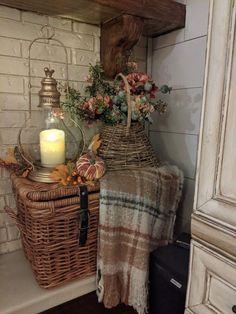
[[150, 0, 210, 235], [0, 5, 147, 255]]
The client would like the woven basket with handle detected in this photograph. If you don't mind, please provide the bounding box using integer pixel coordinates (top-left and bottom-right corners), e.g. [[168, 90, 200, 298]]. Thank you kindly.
[[98, 73, 159, 171]]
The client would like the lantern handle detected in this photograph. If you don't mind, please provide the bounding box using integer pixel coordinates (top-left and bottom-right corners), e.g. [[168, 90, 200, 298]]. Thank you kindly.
[[28, 24, 69, 119], [69, 117, 86, 154], [40, 24, 55, 39], [17, 128, 35, 171]]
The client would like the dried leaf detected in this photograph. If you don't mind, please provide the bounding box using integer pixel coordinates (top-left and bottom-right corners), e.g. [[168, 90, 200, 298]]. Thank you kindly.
[[5, 147, 18, 164], [88, 133, 102, 154], [61, 178, 68, 186], [49, 164, 69, 184], [49, 163, 80, 186], [67, 161, 75, 175], [92, 139, 102, 154], [56, 165, 69, 180], [0, 159, 21, 172], [85, 180, 95, 187], [22, 169, 30, 178], [50, 172, 63, 181], [91, 134, 100, 143]]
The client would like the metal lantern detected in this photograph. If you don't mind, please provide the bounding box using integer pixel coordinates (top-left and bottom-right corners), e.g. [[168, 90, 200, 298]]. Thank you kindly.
[[17, 25, 84, 183]]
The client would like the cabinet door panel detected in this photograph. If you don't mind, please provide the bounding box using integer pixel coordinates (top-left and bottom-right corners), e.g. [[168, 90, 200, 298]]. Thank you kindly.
[[185, 242, 236, 314], [209, 276, 236, 313]]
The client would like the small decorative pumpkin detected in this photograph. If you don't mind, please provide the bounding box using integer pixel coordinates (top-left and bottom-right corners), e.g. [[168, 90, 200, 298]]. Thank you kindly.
[[76, 152, 105, 181]]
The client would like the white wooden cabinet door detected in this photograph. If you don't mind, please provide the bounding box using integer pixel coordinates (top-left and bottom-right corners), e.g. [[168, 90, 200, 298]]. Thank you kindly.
[[185, 0, 236, 313]]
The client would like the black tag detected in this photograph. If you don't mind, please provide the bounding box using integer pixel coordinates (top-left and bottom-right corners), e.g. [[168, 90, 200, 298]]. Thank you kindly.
[[78, 185, 89, 246]]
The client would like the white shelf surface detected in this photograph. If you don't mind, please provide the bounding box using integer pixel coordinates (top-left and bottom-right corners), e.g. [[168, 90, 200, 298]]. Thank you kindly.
[[0, 249, 96, 314]]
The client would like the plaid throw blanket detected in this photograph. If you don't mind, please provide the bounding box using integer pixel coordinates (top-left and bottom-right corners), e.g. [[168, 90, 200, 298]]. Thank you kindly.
[[97, 165, 183, 314]]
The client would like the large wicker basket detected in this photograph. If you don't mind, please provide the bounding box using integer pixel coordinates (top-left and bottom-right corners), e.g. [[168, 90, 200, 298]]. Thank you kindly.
[[6, 174, 99, 289], [98, 73, 158, 171]]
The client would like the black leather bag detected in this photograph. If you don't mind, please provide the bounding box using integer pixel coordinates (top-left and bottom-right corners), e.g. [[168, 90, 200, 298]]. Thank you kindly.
[[149, 234, 190, 314]]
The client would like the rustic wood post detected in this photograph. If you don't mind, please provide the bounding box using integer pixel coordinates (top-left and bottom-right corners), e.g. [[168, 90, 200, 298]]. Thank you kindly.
[[101, 14, 143, 78]]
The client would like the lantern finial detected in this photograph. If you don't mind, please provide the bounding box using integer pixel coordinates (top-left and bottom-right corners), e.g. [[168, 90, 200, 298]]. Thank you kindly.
[[38, 68, 61, 108], [44, 67, 55, 78]]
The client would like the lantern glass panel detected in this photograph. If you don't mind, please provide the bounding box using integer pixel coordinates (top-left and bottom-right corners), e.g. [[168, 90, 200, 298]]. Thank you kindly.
[[19, 107, 82, 169]]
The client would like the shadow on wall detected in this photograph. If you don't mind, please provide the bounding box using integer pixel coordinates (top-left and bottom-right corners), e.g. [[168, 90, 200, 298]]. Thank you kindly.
[[174, 178, 196, 235], [151, 88, 202, 135], [149, 88, 202, 235]]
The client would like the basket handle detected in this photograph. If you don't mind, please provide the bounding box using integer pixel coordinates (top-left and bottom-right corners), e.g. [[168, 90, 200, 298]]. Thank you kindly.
[[115, 73, 132, 135]]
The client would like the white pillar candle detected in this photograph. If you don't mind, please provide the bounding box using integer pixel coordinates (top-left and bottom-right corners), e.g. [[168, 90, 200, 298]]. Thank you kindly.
[[40, 129, 65, 168]]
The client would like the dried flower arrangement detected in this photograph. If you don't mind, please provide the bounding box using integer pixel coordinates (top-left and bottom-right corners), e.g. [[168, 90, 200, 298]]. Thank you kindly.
[[61, 63, 171, 125]]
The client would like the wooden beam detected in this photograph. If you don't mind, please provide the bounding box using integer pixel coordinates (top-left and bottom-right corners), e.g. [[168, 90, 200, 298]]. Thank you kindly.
[[0, 0, 119, 25], [0, 0, 185, 37], [96, 0, 185, 28]]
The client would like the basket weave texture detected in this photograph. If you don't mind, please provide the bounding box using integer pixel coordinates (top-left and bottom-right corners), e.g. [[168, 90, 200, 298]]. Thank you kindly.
[[7, 174, 99, 289], [99, 122, 158, 170], [98, 73, 158, 171]]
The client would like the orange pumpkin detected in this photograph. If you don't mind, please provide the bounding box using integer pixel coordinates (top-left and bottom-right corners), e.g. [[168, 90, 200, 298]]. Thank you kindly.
[[76, 152, 105, 181]]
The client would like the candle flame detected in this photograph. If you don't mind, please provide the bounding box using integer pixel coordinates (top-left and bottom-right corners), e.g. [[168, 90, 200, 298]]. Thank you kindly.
[[47, 133, 58, 141]]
